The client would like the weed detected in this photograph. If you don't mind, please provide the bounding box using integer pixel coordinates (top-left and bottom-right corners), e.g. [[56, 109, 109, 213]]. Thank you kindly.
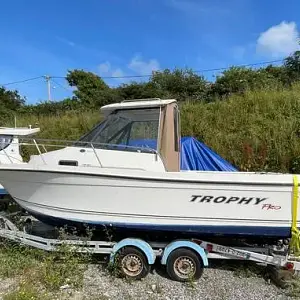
[[3, 282, 50, 300], [285, 276, 300, 298], [0, 243, 40, 279], [39, 235, 91, 291], [184, 275, 197, 290], [0, 226, 91, 293], [40, 252, 85, 291], [107, 252, 121, 278], [230, 262, 263, 278]]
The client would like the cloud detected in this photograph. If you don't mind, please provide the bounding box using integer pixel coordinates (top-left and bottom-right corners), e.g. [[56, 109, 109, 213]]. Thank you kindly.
[[98, 61, 125, 78], [128, 55, 160, 75], [98, 61, 111, 74], [256, 21, 299, 58]]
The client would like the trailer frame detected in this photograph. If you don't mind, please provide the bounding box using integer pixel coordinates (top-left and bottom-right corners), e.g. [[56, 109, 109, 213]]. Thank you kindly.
[[0, 214, 300, 282]]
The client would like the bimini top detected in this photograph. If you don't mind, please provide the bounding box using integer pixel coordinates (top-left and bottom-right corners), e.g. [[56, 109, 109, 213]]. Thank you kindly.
[[101, 98, 177, 116], [0, 127, 40, 136]]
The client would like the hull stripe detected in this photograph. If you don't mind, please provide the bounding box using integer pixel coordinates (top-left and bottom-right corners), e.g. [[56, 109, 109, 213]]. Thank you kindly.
[[27, 209, 292, 238]]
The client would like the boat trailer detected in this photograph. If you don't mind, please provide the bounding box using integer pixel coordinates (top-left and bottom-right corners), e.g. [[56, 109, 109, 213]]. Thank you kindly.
[[0, 214, 300, 284]]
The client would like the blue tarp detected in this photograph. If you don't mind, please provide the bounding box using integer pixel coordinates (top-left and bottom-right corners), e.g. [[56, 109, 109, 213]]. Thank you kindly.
[[180, 136, 237, 171], [126, 137, 238, 171]]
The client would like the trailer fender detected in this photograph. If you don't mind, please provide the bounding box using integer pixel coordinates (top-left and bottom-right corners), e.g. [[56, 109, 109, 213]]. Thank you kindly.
[[110, 238, 156, 265], [161, 240, 208, 266]]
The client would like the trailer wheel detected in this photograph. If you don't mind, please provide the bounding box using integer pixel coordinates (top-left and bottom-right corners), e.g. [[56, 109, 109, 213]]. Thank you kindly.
[[166, 248, 203, 282], [115, 246, 150, 280]]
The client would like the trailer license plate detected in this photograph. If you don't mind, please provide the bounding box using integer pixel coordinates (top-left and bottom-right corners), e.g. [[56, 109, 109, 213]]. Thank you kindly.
[[214, 245, 250, 259]]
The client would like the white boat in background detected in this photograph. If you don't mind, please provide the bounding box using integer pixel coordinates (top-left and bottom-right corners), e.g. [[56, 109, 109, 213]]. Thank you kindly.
[[0, 126, 40, 200], [0, 98, 298, 243]]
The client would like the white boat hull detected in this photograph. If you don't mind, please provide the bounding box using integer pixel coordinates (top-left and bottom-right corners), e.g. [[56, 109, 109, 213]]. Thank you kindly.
[[0, 164, 298, 239]]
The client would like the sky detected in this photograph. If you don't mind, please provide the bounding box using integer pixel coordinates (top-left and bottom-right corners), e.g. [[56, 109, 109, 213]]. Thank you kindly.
[[0, 0, 299, 104]]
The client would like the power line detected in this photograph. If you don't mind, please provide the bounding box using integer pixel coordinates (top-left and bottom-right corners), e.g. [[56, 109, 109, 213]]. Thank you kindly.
[[0, 58, 285, 86], [192, 59, 284, 74], [0, 76, 44, 87], [51, 78, 73, 92], [52, 59, 284, 80]]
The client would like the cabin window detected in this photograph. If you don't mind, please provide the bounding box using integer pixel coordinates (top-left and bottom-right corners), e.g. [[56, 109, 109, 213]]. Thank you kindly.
[[0, 135, 13, 151], [173, 107, 179, 152], [76, 108, 160, 153]]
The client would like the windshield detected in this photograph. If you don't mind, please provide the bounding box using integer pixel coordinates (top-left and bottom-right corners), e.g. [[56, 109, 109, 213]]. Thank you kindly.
[[76, 108, 160, 153]]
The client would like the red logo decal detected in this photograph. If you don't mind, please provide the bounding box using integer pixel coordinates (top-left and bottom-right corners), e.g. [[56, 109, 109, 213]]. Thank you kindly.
[[262, 204, 281, 210]]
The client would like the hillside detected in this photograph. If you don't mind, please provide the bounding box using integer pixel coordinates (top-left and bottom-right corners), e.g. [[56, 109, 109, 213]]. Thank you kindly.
[[7, 83, 300, 173]]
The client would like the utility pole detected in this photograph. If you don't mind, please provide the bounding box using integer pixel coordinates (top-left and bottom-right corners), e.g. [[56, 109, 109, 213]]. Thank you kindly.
[[44, 75, 51, 102]]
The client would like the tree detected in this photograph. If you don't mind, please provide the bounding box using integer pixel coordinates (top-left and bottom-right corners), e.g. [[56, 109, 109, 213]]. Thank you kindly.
[[19, 98, 82, 116], [0, 87, 25, 110], [150, 68, 209, 101], [66, 69, 118, 107], [264, 65, 290, 86], [211, 67, 280, 97], [284, 51, 300, 82], [117, 81, 163, 100], [0, 86, 25, 125]]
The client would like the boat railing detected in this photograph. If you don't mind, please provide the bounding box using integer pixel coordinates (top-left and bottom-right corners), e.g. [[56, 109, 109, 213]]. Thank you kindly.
[[1, 137, 159, 167]]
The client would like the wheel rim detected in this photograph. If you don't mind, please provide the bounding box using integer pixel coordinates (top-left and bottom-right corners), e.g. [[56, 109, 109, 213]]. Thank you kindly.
[[121, 254, 143, 277], [173, 256, 196, 279]]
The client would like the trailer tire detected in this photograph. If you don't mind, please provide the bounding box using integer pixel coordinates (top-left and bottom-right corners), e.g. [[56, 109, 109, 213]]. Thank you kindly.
[[114, 246, 150, 280], [166, 248, 203, 282]]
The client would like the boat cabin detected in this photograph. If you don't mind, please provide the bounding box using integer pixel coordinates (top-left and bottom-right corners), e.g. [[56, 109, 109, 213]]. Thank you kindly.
[[29, 98, 180, 172], [78, 98, 180, 171]]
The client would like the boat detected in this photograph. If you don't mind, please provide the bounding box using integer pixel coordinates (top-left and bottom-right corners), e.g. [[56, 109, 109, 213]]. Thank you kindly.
[[0, 98, 298, 243], [0, 126, 40, 209]]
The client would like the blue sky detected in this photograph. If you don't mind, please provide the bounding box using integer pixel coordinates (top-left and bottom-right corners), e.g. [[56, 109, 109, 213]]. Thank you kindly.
[[0, 0, 299, 104]]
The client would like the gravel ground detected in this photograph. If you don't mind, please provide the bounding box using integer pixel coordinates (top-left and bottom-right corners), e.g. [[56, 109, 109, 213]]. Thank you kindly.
[[74, 264, 292, 300], [0, 217, 298, 299], [0, 278, 17, 299], [0, 262, 297, 300]]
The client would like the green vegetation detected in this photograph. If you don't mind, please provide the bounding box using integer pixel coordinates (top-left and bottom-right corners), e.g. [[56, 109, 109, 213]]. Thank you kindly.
[[3, 283, 50, 300], [0, 239, 89, 299], [0, 244, 40, 278], [1, 49, 300, 297], [1, 50, 300, 173], [6, 83, 300, 173], [181, 84, 300, 173]]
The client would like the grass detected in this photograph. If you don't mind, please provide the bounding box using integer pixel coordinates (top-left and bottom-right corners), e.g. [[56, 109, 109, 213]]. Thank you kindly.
[[40, 243, 88, 291], [285, 276, 300, 298], [10, 110, 100, 141], [180, 83, 300, 173], [0, 232, 90, 299], [3, 282, 50, 300], [0, 243, 42, 278]]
